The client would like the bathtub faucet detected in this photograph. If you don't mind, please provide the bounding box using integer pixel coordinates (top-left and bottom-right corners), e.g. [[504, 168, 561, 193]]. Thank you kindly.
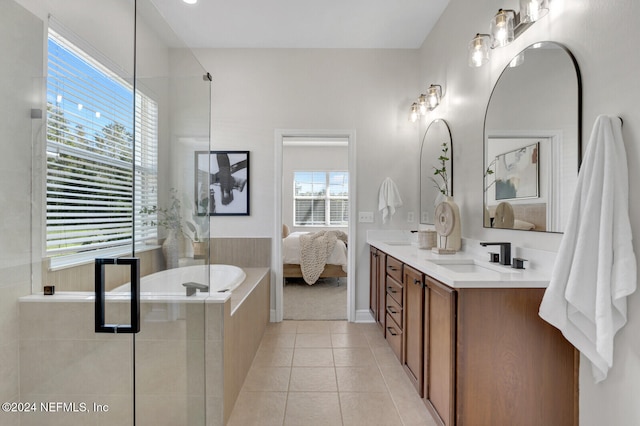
[[182, 281, 209, 296]]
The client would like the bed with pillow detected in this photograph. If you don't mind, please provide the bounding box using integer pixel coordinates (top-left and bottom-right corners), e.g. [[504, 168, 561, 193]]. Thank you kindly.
[[282, 225, 348, 284]]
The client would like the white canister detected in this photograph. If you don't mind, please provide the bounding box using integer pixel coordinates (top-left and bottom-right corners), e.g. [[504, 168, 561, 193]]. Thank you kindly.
[[417, 230, 437, 250]]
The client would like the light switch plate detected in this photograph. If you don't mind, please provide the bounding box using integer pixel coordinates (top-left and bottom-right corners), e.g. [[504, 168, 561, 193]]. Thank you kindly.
[[358, 211, 374, 223], [407, 212, 414, 222]]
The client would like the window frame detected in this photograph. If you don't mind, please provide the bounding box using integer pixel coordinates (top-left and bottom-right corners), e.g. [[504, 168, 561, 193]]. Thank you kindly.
[[293, 170, 349, 227], [45, 28, 158, 269]]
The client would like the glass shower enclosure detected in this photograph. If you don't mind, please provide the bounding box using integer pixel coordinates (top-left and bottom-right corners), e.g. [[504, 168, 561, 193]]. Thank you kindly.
[[0, 0, 211, 424]]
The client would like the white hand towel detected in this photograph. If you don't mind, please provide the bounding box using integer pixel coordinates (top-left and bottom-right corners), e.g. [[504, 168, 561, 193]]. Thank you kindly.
[[539, 115, 636, 383], [378, 177, 403, 224]]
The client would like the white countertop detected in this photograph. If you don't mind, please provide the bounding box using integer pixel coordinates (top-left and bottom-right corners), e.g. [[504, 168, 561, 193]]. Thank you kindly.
[[367, 235, 551, 289]]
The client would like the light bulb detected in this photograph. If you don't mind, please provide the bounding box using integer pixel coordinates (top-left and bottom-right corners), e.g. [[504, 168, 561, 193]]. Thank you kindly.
[[418, 94, 427, 115], [490, 10, 515, 48], [426, 85, 441, 110], [468, 34, 490, 67], [520, 0, 549, 23], [409, 103, 419, 123]]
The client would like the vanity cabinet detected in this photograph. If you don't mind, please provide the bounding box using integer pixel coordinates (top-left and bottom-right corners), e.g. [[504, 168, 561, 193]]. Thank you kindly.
[[385, 255, 404, 361], [368, 245, 577, 426], [403, 265, 424, 395]]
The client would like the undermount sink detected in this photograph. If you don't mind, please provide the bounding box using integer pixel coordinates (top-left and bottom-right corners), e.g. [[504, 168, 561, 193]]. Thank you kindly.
[[383, 241, 412, 246], [429, 258, 521, 274]]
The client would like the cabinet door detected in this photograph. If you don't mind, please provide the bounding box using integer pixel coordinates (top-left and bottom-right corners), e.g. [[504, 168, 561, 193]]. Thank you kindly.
[[403, 265, 424, 395], [455, 288, 577, 426], [424, 277, 456, 426], [377, 251, 386, 329], [369, 246, 379, 322]]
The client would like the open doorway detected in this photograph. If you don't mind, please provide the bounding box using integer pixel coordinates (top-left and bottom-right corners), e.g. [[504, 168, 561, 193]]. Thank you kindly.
[[274, 130, 356, 322]]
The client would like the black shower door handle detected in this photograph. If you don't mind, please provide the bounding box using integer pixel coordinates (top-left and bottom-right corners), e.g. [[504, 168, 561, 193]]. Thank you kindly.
[[95, 257, 140, 334]]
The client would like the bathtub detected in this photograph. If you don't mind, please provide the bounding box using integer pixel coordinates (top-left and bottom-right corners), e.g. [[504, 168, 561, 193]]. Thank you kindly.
[[112, 264, 246, 296]]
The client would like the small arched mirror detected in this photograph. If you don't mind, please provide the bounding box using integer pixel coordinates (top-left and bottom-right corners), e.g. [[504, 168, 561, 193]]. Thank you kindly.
[[420, 119, 453, 225], [484, 42, 581, 233]]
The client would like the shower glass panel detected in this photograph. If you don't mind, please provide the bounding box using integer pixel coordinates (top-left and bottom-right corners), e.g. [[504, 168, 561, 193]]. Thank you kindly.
[[0, 0, 211, 424]]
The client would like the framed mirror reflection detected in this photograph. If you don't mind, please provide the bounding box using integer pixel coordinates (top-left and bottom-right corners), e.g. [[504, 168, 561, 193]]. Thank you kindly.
[[420, 119, 453, 225], [483, 41, 582, 233]]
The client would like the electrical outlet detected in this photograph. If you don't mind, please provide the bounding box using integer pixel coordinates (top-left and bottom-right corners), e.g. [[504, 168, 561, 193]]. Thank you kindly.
[[407, 212, 415, 222], [358, 211, 374, 223], [421, 211, 430, 223]]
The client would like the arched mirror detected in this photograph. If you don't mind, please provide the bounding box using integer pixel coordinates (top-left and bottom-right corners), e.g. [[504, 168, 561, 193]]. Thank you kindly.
[[484, 42, 581, 233], [420, 119, 453, 225]]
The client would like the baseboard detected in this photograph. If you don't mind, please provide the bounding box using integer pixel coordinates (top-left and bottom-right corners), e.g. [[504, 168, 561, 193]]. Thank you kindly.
[[271, 308, 374, 323], [354, 309, 375, 323]]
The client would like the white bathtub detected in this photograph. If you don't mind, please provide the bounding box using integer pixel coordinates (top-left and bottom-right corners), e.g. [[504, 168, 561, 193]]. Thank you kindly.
[[112, 264, 246, 296]]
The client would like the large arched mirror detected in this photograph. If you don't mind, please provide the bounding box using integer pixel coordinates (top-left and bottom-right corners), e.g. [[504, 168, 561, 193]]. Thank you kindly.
[[484, 42, 581, 233], [420, 119, 453, 225]]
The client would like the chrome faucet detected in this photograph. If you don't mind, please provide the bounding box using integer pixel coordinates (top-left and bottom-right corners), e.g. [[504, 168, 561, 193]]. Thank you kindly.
[[182, 281, 209, 296], [479, 242, 511, 266]]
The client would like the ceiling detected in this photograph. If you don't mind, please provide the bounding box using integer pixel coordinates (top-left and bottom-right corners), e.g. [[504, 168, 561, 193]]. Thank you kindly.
[[149, 0, 450, 49]]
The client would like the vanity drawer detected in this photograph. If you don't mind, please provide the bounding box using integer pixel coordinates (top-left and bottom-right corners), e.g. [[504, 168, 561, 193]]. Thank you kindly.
[[386, 275, 403, 306], [386, 292, 403, 327], [385, 314, 403, 361], [385, 256, 403, 282]]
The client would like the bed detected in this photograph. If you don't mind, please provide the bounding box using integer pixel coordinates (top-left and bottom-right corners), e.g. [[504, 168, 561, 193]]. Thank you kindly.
[[282, 228, 348, 284]]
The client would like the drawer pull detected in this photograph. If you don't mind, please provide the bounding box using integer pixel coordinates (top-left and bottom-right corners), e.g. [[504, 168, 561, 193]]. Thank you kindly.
[[388, 266, 397, 271], [388, 307, 397, 314], [387, 327, 398, 336], [414, 278, 421, 286], [387, 286, 397, 294]]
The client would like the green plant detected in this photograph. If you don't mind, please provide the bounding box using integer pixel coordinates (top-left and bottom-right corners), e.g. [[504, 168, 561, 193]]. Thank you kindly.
[[431, 142, 450, 196], [140, 188, 183, 233]]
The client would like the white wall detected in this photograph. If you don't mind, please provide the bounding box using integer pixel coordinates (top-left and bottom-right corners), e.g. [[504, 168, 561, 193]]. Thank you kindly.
[[418, 0, 640, 424], [0, 1, 42, 421], [194, 48, 420, 311]]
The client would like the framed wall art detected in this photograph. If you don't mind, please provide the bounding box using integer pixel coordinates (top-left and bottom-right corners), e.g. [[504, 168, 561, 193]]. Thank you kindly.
[[494, 142, 539, 200], [195, 150, 250, 216]]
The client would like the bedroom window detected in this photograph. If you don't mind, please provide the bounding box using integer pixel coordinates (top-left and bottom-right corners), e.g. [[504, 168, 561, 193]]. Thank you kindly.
[[293, 171, 349, 226], [45, 28, 158, 268]]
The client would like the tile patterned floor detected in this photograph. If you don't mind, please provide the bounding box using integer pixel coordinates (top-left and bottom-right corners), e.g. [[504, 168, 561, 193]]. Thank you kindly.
[[227, 320, 438, 426]]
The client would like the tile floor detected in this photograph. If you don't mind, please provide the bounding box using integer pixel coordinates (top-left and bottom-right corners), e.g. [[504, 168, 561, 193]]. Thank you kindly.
[[227, 320, 438, 426]]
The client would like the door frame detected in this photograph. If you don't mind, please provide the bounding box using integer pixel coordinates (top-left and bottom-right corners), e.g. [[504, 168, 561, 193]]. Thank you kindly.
[[273, 129, 356, 322]]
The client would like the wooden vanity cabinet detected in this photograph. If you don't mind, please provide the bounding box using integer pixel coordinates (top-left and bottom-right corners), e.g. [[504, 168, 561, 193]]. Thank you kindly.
[[423, 276, 456, 426], [403, 265, 425, 395], [385, 256, 404, 361], [368, 245, 577, 426]]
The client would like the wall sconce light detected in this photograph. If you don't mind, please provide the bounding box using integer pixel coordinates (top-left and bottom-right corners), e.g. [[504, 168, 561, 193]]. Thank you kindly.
[[468, 34, 491, 67], [520, 0, 549, 23], [490, 9, 515, 48], [425, 84, 442, 110], [469, 0, 550, 67], [409, 84, 443, 122], [410, 103, 420, 123]]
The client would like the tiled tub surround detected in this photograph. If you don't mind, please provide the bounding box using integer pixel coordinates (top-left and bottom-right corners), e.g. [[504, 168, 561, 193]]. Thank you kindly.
[[18, 267, 270, 426], [41, 237, 273, 294]]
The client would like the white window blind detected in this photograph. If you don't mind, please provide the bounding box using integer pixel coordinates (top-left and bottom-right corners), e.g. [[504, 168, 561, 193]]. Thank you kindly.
[[294, 171, 348, 226], [46, 29, 158, 266]]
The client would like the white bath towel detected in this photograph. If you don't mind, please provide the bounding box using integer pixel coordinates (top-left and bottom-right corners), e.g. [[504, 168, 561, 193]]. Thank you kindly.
[[378, 177, 403, 224], [539, 115, 636, 383]]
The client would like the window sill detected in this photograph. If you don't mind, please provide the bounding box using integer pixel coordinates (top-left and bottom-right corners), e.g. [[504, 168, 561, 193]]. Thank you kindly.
[[47, 243, 161, 272]]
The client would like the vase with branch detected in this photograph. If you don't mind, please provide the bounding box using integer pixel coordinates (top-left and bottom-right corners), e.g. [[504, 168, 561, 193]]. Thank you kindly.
[[483, 159, 496, 227], [430, 142, 451, 206], [140, 188, 183, 269]]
